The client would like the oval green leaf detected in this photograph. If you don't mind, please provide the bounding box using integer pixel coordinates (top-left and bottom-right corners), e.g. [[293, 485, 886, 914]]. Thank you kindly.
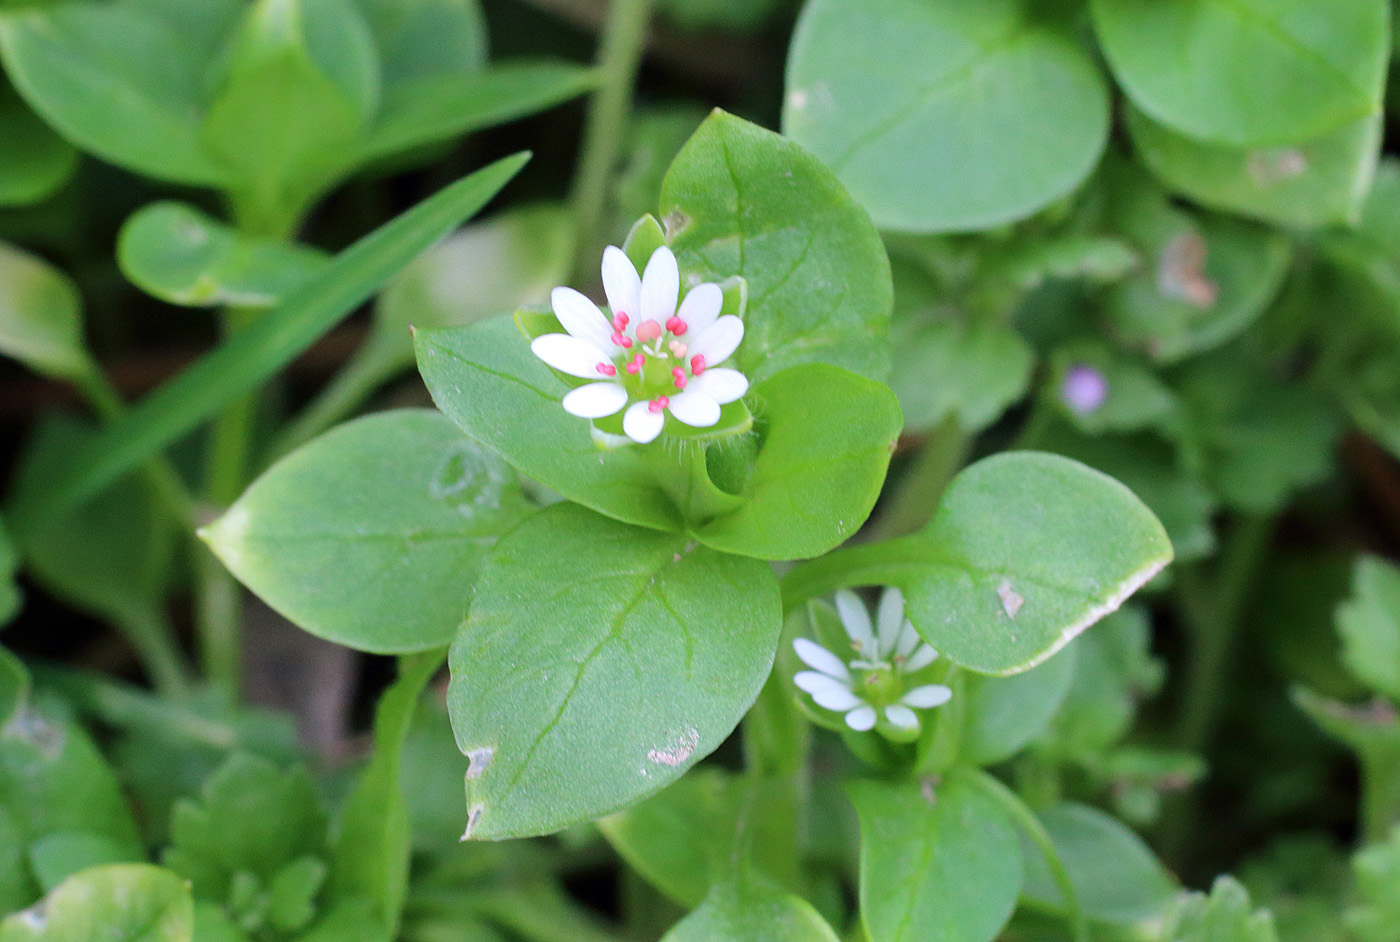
[[0, 864, 193, 942], [449, 502, 782, 839], [0, 81, 78, 207], [0, 4, 226, 186], [661, 109, 892, 383], [1128, 105, 1382, 229], [204, 410, 530, 654], [117, 202, 329, 308], [907, 452, 1172, 675], [661, 875, 839, 942], [1091, 0, 1387, 146], [785, 0, 1109, 233], [961, 644, 1078, 766], [0, 242, 89, 381], [694, 363, 902, 561], [848, 773, 1022, 942]]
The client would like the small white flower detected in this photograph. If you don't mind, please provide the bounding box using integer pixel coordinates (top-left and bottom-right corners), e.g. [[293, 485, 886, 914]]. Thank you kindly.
[[793, 587, 951, 738], [530, 244, 749, 444]]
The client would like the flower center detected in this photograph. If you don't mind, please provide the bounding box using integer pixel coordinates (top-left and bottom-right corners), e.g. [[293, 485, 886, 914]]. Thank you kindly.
[[603, 312, 705, 403], [856, 664, 903, 710]]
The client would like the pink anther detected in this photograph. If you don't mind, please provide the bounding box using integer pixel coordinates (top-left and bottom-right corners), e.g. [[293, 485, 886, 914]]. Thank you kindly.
[[665, 317, 687, 335], [668, 340, 688, 359], [612, 312, 629, 331], [648, 396, 670, 413], [636, 319, 663, 343], [611, 331, 633, 348], [624, 354, 644, 375], [672, 367, 687, 390], [690, 355, 706, 376], [597, 362, 617, 376]]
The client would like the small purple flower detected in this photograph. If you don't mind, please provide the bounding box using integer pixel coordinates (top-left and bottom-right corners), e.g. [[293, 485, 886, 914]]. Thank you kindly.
[[1061, 364, 1109, 415]]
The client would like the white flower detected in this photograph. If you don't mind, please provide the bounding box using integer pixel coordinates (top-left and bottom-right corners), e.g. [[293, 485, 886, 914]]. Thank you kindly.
[[793, 587, 951, 737], [530, 244, 750, 444]]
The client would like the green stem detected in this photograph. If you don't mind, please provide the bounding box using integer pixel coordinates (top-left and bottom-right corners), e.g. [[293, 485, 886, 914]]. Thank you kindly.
[[969, 769, 1088, 942], [269, 336, 407, 461], [1174, 514, 1275, 751], [569, 0, 656, 279], [113, 608, 194, 700], [866, 416, 968, 542]]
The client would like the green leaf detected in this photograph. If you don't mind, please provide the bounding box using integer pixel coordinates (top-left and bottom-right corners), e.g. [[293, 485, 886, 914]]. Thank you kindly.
[[1091, 0, 1387, 147], [1128, 106, 1382, 229], [891, 318, 1033, 435], [848, 773, 1022, 942], [0, 4, 225, 186], [661, 109, 893, 383], [1104, 167, 1291, 363], [330, 651, 443, 935], [29, 832, 142, 892], [908, 453, 1173, 675], [360, 62, 595, 163], [785, 0, 1109, 233], [694, 364, 902, 560], [1348, 826, 1400, 942], [1042, 606, 1164, 757], [117, 202, 330, 308], [0, 698, 143, 858], [201, 0, 378, 232], [1020, 803, 1177, 925], [7, 152, 527, 538], [448, 502, 782, 839], [1166, 876, 1278, 942], [266, 858, 325, 933], [0, 80, 78, 207], [0, 864, 193, 942], [1337, 556, 1400, 702], [0, 518, 20, 627], [660, 875, 839, 942], [11, 415, 175, 629], [351, 0, 485, 84], [961, 645, 1077, 766], [204, 410, 530, 654], [0, 241, 90, 380], [162, 754, 327, 900], [0, 647, 25, 726]]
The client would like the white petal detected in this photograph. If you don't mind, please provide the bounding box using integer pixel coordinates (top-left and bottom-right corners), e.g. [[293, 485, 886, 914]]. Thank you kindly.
[[551, 286, 615, 351], [675, 282, 722, 336], [688, 315, 744, 365], [885, 704, 920, 730], [622, 400, 665, 444], [902, 643, 939, 673], [792, 638, 850, 681], [835, 590, 876, 656], [894, 620, 922, 659], [876, 587, 906, 658], [532, 334, 614, 378], [845, 705, 877, 732], [640, 245, 679, 324], [795, 673, 862, 711], [562, 382, 628, 418], [601, 246, 641, 319], [666, 390, 720, 427], [691, 368, 748, 405], [901, 684, 952, 709]]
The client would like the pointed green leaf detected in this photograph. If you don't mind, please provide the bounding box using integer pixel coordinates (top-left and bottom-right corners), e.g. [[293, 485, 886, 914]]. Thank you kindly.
[[0, 81, 77, 207], [0, 242, 89, 380], [449, 502, 782, 839], [1337, 556, 1400, 702], [962, 645, 1078, 766], [352, 0, 485, 83], [661, 875, 839, 942], [1166, 876, 1278, 942]]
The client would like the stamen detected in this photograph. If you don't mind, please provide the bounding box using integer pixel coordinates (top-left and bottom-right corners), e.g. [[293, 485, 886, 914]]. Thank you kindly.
[[690, 355, 706, 376], [672, 367, 687, 390], [613, 312, 629, 331], [597, 362, 617, 376], [668, 340, 688, 359], [624, 354, 644, 375], [611, 331, 633, 349], [665, 317, 687, 335], [648, 396, 670, 413], [636, 320, 663, 343]]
